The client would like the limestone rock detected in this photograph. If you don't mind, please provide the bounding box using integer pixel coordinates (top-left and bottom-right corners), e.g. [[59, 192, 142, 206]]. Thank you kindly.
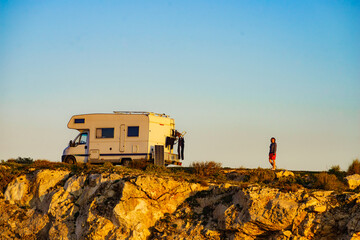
[[64, 175, 87, 197], [2, 170, 360, 240], [276, 170, 295, 179], [0, 199, 49, 239], [312, 205, 327, 213], [5, 170, 70, 207], [4, 175, 30, 205], [110, 175, 204, 239], [345, 174, 360, 190], [35, 170, 70, 202]]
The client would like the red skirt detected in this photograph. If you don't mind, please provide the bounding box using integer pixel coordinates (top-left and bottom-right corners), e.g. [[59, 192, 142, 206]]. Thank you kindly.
[[269, 153, 276, 160]]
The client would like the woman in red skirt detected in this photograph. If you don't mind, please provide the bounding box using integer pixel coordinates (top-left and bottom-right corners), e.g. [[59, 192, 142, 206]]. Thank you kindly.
[[269, 137, 277, 170]]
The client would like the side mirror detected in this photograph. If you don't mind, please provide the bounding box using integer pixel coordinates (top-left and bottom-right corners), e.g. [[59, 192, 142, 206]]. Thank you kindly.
[[69, 140, 73, 147]]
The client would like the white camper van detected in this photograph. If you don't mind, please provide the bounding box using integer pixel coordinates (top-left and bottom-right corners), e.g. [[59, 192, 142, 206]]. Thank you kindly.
[[61, 111, 183, 166]]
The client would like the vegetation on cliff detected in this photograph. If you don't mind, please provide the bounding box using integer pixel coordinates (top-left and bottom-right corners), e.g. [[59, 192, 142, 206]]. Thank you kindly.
[[1, 158, 360, 195]]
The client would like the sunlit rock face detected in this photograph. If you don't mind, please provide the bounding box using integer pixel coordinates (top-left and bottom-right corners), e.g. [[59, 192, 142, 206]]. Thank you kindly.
[[345, 174, 360, 190], [2, 170, 204, 240], [1, 170, 360, 240]]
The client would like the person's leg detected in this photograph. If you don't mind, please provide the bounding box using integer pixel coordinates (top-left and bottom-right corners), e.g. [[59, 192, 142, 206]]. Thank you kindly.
[[178, 144, 181, 160], [181, 146, 184, 160], [272, 159, 276, 170], [269, 158, 274, 168]]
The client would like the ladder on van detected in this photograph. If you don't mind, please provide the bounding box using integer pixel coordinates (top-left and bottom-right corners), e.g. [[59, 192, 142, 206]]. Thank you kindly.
[[154, 145, 165, 167]]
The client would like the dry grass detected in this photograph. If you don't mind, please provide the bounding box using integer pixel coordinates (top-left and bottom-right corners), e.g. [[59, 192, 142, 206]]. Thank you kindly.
[[314, 172, 346, 191], [2, 157, 359, 194], [248, 168, 276, 183], [129, 160, 149, 170], [279, 183, 302, 193], [191, 161, 222, 177], [144, 164, 170, 174], [347, 159, 360, 175], [32, 160, 68, 170], [0, 167, 16, 193]]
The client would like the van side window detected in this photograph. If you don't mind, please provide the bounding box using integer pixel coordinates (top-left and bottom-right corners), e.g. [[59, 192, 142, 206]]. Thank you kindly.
[[74, 118, 85, 124], [96, 128, 114, 138], [128, 126, 139, 137]]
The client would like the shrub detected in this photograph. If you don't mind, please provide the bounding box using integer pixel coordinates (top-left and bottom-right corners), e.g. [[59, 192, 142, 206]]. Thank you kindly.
[[329, 165, 341, 173], [0, 167, 15, 193], [280, 183, 302, 193], [191, 161, 222, 177], [15, 157, 34, 164], [248, 168, 275, 183], [32, 160, 67, 170], [103, 162, 114, 169], [295, 174, 313, 188], [129, 160, 148, 170], [314, 172, 346, 191], [328, 165, 345, 180], [347, 159, 360, 175], [6, 157, 33, 164], [144, 164, 170, 174]]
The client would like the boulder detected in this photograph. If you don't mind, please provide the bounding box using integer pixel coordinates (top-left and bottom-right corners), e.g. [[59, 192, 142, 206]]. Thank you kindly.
[[64, 175, 87, 197], [34, 170, 70, 202], [110, 176, 204, 239], [4, 170, 70, 207], [312, 205, 327, 213], [4, 175, 30, 205], [72, 175, 205, 240], [276, 170, 295, 179], [345, 174, 360, 190]]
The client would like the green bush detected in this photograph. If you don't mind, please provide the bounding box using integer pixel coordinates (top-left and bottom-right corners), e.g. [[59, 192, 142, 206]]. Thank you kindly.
[[347, 159, 360, 175], [7, 157, 34, 164], [191, 161, 222, 177]]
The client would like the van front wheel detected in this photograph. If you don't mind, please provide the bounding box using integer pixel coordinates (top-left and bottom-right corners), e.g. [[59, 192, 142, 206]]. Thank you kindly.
[[65, 156, 76, 164]]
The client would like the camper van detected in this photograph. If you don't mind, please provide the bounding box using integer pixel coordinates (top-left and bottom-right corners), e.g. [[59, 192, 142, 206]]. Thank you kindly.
[[61, 111, 183, 166]]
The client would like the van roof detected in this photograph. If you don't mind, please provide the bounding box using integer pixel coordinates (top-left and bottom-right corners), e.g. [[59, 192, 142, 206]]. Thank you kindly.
[[113, 111, 170, 118]]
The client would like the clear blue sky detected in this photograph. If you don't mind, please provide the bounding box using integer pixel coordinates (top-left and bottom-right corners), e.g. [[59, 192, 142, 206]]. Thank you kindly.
[[0, 0, 359, 171]]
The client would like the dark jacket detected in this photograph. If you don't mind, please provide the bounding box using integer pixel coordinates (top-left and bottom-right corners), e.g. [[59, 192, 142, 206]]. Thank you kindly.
[[269, 142, 277, 154], [178, 137, 185, 146]]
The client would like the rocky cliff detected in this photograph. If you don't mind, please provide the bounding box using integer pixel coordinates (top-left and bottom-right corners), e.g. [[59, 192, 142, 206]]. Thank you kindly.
[[1, 168, 360, 240]]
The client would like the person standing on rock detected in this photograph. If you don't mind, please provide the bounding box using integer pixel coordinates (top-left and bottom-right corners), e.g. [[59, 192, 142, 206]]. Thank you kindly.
[[269, 137, 277, 170]]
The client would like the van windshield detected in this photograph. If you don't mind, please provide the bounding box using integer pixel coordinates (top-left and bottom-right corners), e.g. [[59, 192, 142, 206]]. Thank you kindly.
[[79, 133, 88, 144], [74, 132, 88, 145]]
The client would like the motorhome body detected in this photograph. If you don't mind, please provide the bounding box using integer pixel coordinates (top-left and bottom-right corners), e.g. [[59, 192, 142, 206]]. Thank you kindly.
[[62, 111, 182, 166]]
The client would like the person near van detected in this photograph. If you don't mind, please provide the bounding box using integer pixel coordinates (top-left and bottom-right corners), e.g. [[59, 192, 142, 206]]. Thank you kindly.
[[176, 132, 185, 160], [269, 137, 277, 170]]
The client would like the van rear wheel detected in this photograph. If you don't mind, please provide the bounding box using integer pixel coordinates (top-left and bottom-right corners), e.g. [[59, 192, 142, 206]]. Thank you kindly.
[[66, 156, 76, 164], [122, 159, 131, 167]]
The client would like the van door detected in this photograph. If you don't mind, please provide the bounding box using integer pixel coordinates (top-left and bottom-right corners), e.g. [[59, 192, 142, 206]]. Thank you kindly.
[[120, 124, 125, 152], [70, 131, 89, 163]]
